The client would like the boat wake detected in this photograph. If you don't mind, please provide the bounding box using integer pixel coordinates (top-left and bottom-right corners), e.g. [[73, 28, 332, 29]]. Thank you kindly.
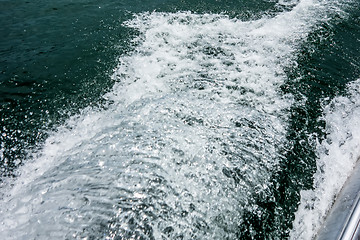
[[0, 0, 355, 239]]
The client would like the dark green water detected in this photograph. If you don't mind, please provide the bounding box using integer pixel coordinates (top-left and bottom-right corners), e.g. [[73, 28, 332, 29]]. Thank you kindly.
[[1, 0, 359, 239]]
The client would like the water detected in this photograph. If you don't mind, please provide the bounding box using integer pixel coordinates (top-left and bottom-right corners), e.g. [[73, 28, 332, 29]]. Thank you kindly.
[[0, 0, 359, 239], [291, 79, 360, 239]]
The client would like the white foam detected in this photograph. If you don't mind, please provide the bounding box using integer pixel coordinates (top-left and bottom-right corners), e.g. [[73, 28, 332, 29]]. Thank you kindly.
[[0, 0, 350, 239], [290, 79, 360, 239]]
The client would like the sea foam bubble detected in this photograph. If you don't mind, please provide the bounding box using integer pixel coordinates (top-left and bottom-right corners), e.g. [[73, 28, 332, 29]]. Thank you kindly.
[[290, 79, 360, 239], [0, 1, 351, 239]]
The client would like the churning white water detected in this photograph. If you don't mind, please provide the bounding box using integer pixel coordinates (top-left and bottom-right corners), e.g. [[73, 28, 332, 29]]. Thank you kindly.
[[0, 0, 353, 239], [290, 79, 360, 239]]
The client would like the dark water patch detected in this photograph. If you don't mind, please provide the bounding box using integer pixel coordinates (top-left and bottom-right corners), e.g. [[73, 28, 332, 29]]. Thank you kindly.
[[149, 0, 278, 19], [0, 0, 136, 177], [237, 3, 360, 239]]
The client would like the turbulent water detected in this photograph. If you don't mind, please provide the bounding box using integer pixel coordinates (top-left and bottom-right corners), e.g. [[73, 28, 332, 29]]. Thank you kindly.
[[291, 79, 360, 239], [0, 0, 359, 239]]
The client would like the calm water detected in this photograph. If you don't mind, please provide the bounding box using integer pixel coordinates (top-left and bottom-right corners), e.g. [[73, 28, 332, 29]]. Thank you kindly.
[[0, 0, 359, 239]]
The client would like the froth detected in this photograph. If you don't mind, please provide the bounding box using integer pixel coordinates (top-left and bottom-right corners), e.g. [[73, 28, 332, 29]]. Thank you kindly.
[[0, 1, 349, 239], [290, 79, 360, 239]]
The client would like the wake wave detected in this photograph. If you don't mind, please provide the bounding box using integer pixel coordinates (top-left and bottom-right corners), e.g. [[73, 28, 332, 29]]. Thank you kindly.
[[290, 79, 360, 239], [0, 0, 351, 239]]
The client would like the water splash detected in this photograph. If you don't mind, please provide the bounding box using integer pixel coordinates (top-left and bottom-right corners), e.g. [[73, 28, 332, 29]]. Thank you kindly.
[[0, 0, 351, 239], [290, 79, 360, 239]]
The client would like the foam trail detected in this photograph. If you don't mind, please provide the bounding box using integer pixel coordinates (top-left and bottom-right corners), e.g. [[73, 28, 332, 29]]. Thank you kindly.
[[0, 1, 349, 239], [290, 79, 360, 239]]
